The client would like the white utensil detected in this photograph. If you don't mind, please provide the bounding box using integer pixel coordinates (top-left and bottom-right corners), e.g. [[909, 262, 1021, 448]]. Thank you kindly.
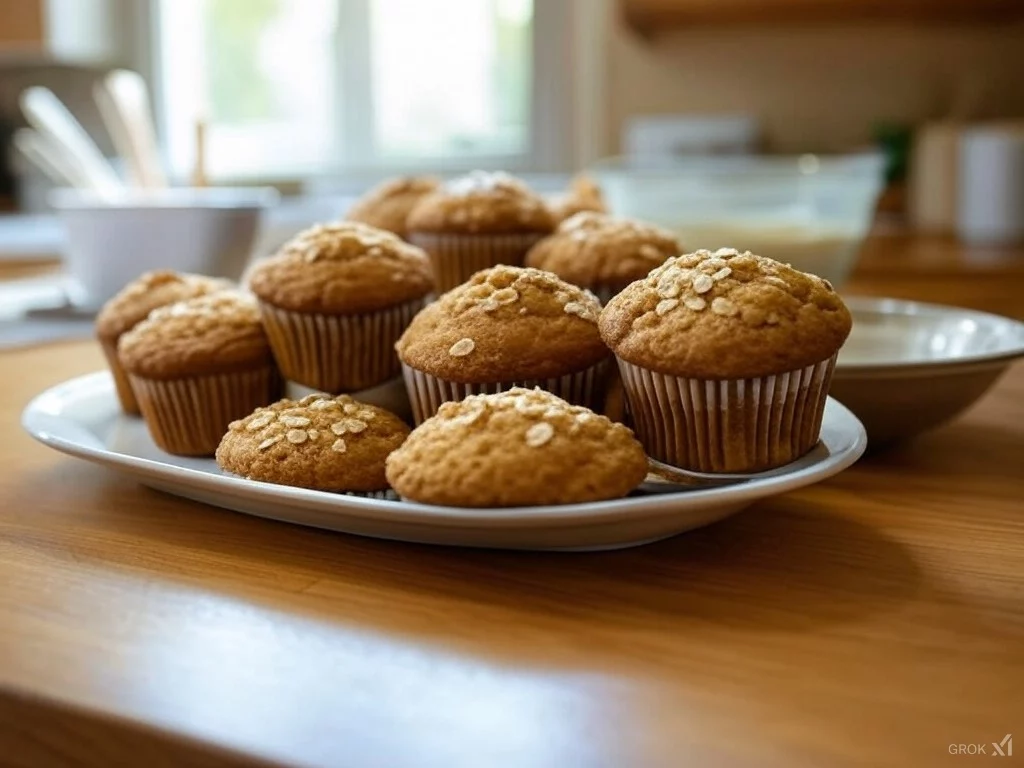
[[22, 374, 867, 551], [908, 122, 960, 234], [191, 118, 208, 188], [94, 70, 167, 189], [12, 128, 92, 189], [19, 86, 123, 196]]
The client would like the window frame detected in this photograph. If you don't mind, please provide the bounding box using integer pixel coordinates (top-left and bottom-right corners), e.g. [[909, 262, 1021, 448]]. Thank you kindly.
[[132, 0, 576, 183]]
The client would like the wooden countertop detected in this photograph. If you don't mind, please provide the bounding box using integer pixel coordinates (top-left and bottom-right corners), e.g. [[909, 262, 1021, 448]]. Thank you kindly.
[[1, 234, 1022, 767]]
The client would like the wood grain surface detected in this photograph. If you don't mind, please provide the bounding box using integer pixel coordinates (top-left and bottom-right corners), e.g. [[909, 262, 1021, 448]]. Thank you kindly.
[[0, 234, 1022, 767]]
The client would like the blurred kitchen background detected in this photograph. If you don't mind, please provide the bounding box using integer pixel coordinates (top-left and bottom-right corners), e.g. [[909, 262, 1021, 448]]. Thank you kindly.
[[1, 0, 1024, 311]]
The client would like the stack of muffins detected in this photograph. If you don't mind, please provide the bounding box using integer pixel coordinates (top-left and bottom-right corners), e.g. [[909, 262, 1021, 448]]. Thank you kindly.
[[96, 169, 852, 508]]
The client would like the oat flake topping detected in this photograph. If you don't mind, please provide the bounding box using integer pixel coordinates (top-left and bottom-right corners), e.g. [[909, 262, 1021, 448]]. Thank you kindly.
[[525, 422, 555, 447], [449, 338, 475, 357]]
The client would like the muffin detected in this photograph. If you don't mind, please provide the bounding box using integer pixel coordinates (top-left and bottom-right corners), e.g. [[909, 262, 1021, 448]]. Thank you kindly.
[[406, 170, 555, 292], [525, 212, 682, 304], [118, 291, 280, 456], [599, 248, 851, 473], [95, 271, 230, 414], [344, 175, 440, 239], [396, 265, 610, 424], [386, 387, 647, 507], [248, 221, 434, 393], [546, 174, 607, 223], [216, 393, 410, 493]]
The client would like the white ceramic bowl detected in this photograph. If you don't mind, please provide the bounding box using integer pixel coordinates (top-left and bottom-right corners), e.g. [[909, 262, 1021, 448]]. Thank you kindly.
[[832, 297, 1024, 445], [51, 187, 279, 310], [589, 153, 885, 286]]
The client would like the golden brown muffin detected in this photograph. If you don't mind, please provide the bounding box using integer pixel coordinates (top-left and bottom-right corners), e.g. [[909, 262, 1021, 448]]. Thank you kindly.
[[406, 171, 556, 292], [600, 248, 852, 473], [397, 265, 605, 383], [600, 247, 850, 380], [546, 174, 607, 223], [119, 292, 273, 379], [248, 221, 434, 393], [249, 222, 433, 315], [525, 212, 681, 302], [344, 175, 440, 239], [396, 265, 610, 423], [397, 266, 610, 424], [118, 291, 280, 456], [217, 393, 410, 492], [385, 387, 647, 507], [407, 171, 554, 235], [95, 270, 230, 414]]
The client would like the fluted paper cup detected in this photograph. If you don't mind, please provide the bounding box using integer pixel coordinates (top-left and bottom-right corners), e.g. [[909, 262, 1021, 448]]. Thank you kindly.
[[343, 490, 396, 500], [217, 470, 395, 499], [617, 355, 837, 473], [130, 366, 281, 456], [259, 298, 424, 394], [100, 336, 139, 415], [408, 232, 547, 293], [402, 359, 609, 425]]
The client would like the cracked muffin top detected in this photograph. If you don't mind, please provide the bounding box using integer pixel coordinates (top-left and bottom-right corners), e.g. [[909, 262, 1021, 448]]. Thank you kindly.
[[395, 265, 608, 383], [525, 212, 681, 292], [248, 221, 434, 314], [406, 171, 555, 235], [217, 392, 410, 492], [599, 248, 852, 379], [385, 387, 647, 507]]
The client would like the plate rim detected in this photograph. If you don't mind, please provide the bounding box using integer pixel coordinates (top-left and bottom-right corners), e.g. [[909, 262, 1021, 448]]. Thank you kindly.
[[837, 296, 1024, 374], [22, 371, 868, 527]]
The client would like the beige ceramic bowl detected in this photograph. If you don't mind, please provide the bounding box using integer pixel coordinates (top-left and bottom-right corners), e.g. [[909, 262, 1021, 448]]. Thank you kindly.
[[831, 297, 1024, 445]]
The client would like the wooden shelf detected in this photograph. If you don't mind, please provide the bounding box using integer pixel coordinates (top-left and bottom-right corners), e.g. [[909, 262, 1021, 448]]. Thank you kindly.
[[623, 0, 1024, 35], [0, 0, 43, 48]]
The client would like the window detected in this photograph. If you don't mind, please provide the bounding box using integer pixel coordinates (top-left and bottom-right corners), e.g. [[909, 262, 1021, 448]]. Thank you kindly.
[[151, 0, 569, 181]]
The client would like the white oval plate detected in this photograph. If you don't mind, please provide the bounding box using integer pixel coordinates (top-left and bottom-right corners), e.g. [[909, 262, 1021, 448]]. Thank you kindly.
[[22, 372, 867, 551]]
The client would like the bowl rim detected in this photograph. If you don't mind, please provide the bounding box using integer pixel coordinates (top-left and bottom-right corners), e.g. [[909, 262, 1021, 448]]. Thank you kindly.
[[835, 296, 1024, 376], [589, 151, 885, 181], [48, 186, 280, 211]]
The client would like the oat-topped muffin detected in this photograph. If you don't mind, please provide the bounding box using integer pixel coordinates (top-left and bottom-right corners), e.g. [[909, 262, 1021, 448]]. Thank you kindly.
[[406, 171, 556, 292], [249, 221, 434, 393], [525, 212, 681, 303], [385, 387, 647, 507], [546, 174, 607, 223], [217, 393, 410, 493], [407, 171, 553, 234], [96, 270, 230, 414], [396, 265, 609, 423], [118, 291, 280, 456], [600, 248, 851, 473], [344, 175, 439, 239]]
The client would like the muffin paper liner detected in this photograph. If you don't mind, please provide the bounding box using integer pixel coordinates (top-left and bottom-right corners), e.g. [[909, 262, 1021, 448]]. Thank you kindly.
[[259, 298, 425, 394], [616, 355, 837, 473], [100, 336, 139, 415], [343, 490, 397, 500], [402, 359, 609, 425], [408, 232, 547, 292], [130, 366, 281, 457], [219, 469, 396, 499]]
